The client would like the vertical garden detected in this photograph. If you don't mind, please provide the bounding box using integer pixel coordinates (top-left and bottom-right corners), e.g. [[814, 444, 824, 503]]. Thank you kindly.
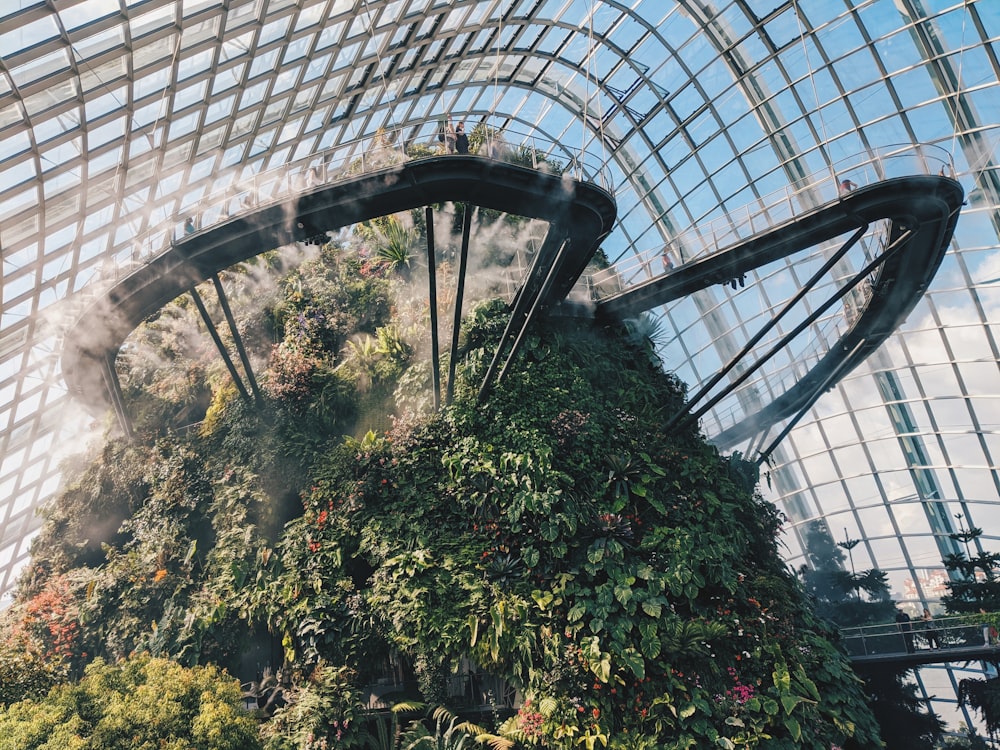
[[0, 206, 883, 749]]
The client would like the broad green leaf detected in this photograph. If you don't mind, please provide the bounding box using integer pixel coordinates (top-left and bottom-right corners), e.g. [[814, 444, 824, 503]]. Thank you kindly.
[[588, 543, 605, 564], [531, 590, 554, 609], [781, 694, 813, 715], [784, 716, 802, 741], [773, 662, 791, 692], [621, 647, 645, 680], [642, 601, 662, 618], [640, 633, 661, 660], [614, 585, 632, 605]]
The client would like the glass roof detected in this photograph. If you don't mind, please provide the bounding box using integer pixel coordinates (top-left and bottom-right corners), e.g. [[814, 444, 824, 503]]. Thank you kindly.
[[1, 0, 1000, 723]]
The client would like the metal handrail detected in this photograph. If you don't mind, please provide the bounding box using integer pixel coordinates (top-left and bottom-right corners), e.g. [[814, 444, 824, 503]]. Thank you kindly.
[[589, 142, 954, 291], [90, 119, 614, 290], [840, 613, 998, 658]]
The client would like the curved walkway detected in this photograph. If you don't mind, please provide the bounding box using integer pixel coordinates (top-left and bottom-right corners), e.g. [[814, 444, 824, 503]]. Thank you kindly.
[[62, 148, 961, 451], [594, 174, 964, 452], [61, 156, 616, 414]]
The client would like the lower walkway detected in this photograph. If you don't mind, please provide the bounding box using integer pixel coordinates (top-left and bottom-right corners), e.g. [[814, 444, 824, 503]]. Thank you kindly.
[[593, 173, 963, 453], [842, 614, 1000, 668]]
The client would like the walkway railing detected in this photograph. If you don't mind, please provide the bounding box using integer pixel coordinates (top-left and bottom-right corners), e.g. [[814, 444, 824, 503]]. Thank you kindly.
[[588, 142, 954, 295], [91, 120, 612, 290], [584, 143, 953, 438], [840, 613, 997, 659]]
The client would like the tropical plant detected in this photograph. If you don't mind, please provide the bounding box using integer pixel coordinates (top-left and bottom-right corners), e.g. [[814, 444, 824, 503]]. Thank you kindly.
[[263, 663, 368, 749], [399, 706, 483, 750], [4, 223, 893, 749], [375, 216, 416, 275], [798, 520, 943, 749]]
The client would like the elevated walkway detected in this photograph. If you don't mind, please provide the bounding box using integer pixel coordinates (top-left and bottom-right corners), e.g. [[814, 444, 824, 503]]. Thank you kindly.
[[841, 614, 1000, 669], [61, 154, 616, 427], [592, 171, 963, 453], [61, 137, 961, 449]]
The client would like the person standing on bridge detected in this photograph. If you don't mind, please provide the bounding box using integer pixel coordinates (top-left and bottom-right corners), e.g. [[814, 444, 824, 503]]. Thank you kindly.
[[455, 122, 469, 154], [838, 177, 858, 194], [922, 608, 941, 649], [662, 247, 676, 273]]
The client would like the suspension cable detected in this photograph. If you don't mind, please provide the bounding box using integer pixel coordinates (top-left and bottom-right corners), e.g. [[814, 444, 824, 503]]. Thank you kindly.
[[361, 0, 396, 136], [949, 2, 969, 167], [792, 0, 831, 180]]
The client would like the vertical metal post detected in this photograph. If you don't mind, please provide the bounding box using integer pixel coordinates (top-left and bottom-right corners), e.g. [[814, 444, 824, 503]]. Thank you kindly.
[[446, 203, 473, 405], [211, 275, 263, 405], [101, 352, 133, 440], [425, 206, 441, 410]]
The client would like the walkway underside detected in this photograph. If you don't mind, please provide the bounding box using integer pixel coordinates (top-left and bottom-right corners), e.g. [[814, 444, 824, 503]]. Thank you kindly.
[[61, 156, 616, 417], [596, 175, 964, 450], [850, 643, 1000, 669]]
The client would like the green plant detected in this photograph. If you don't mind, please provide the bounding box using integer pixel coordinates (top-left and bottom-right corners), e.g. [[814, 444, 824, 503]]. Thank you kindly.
[[399, 706, 482, 750], [0, 655, 260, 750], [374, 216, 416, 274], [263, 663, 368, 749]]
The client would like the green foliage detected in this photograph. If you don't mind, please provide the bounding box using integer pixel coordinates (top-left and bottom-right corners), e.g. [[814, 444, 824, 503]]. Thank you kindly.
[[398, 706, 482, 750], [942, 527, 1000, 614], [0, 655, 261, 750], [797, 520, 896, 627], [944, 528, 1000, 739], [263, 663, 368, 749], [22, 440, 152, 592], [959, 677, 1000, 742], [0, 627, 68, 707], [798, 521, 943, 748], [10, 225, 892, 748], [245, 308, 881, 748], [373, 216, 417, 274]]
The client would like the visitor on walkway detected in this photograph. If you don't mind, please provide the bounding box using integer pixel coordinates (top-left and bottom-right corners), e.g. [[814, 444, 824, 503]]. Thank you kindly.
[[184, 216, 196, 235], [446, 118, 457, 153], [662, 247, 675, 272], [838, 177, 858, 194], [455, 122, 469, 154], [979, 608, 997, 646], [922, 608, 940, 649]]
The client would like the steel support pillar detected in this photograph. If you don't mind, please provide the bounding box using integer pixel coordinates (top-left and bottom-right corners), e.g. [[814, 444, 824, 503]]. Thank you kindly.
[[446, 204, 473, 406], [189, 286, 253, 404], [425, 206, 441, 410], [211, 274, 262, 405]]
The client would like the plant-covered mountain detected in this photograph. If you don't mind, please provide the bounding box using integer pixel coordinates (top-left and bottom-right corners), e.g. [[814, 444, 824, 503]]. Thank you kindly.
[[2, 219, 882, 748]]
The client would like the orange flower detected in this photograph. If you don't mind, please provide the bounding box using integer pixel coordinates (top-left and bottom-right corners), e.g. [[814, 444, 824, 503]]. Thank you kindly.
[[153, 569, 167, 583]]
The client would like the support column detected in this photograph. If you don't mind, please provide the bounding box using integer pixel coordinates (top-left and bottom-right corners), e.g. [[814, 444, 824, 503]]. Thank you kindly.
[[446, 203, 473, 406], [425, 206, 441, 410], [211, 274, 262, 405], [189, 286, 253, 404], [101, 352, 133, 440]]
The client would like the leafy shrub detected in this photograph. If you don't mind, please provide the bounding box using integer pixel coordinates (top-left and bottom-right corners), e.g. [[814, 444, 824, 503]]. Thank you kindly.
[[0, 655, 261, 750]]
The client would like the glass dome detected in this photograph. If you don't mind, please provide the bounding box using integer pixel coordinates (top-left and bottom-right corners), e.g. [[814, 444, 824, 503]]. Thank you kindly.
[[1, 0, 998, 726]]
